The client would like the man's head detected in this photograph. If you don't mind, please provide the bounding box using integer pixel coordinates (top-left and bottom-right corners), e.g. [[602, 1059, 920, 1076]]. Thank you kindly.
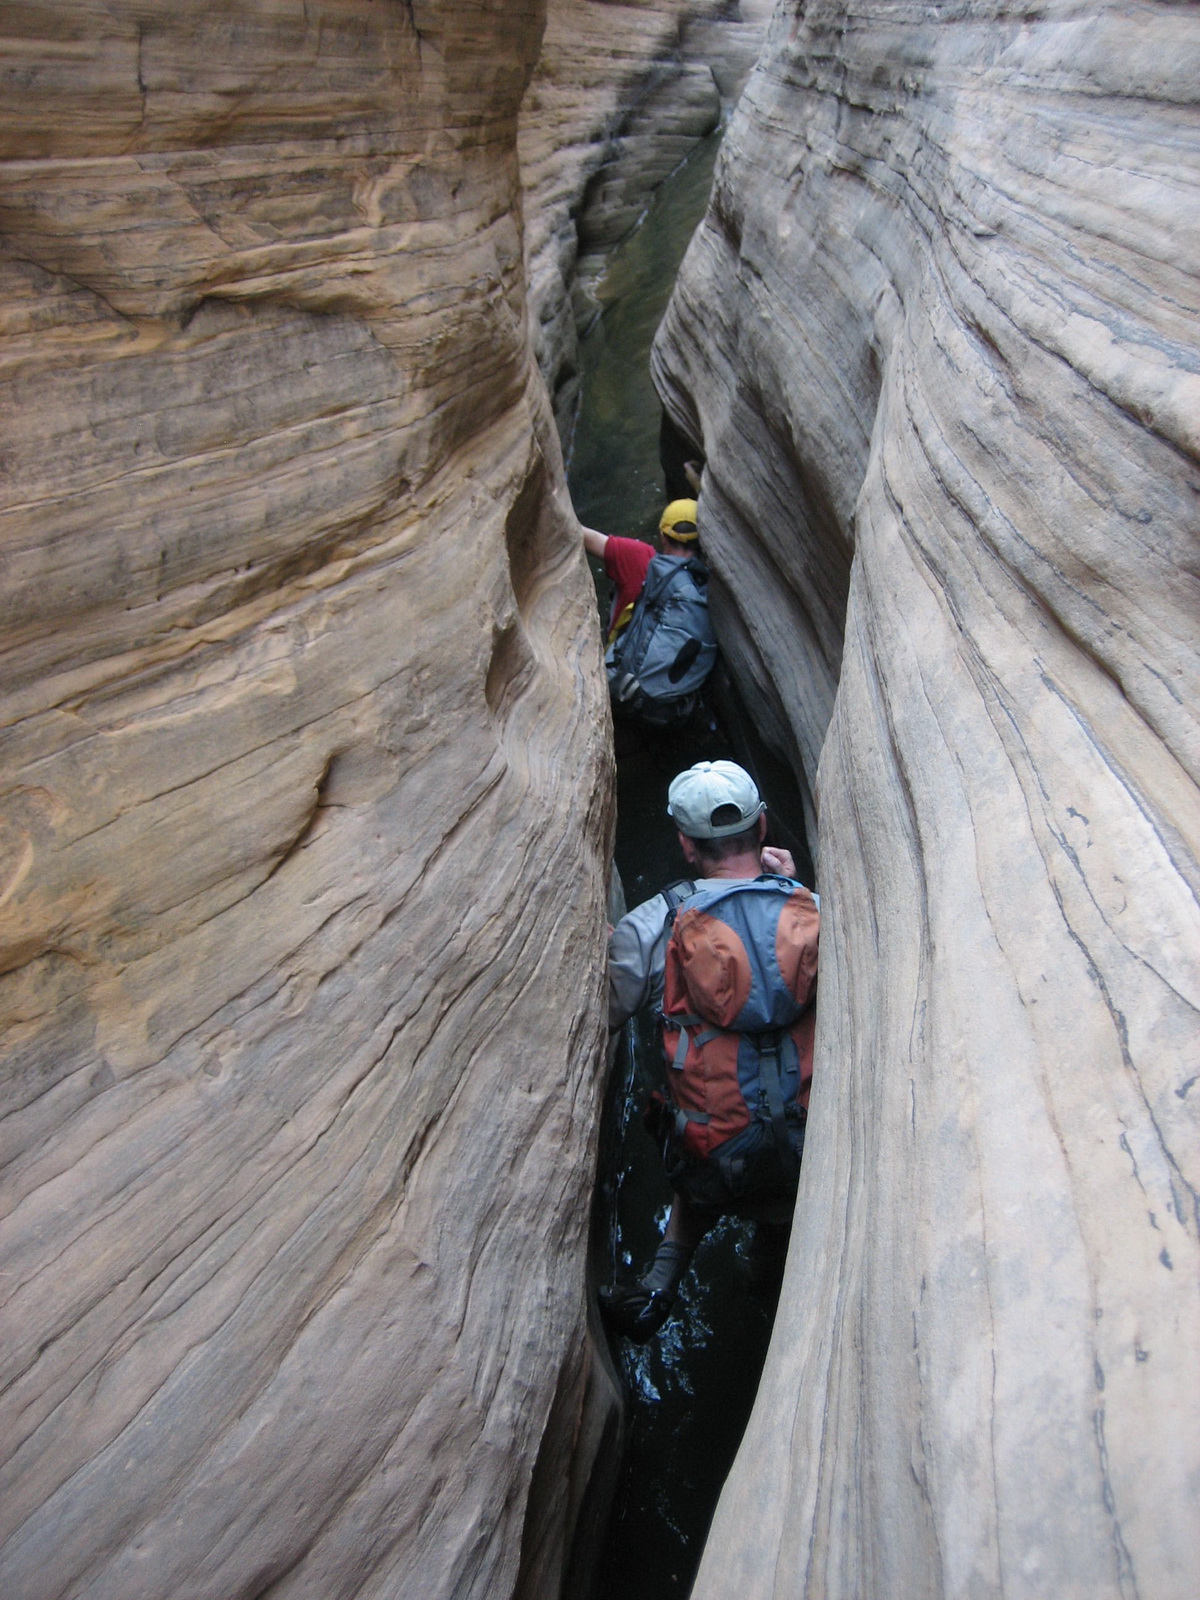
[[658, 498, 699, 555], [667, 760, 766, 867]]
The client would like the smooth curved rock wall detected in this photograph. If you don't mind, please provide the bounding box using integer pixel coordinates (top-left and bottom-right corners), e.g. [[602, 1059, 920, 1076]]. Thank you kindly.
[[520, 0, 768, 437], [654, 2, 1200, 1595], [0, 4, 613, 1598]]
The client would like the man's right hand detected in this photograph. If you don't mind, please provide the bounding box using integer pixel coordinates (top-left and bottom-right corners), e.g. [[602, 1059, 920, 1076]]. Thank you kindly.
[[760, 845, 796, 878]]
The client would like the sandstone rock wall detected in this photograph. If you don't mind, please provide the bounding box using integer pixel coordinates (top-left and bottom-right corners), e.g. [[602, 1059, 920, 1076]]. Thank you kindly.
[[519, 0, 769, 437], [653, 2, 1200, 1595], [0, 5, 614, 1598]]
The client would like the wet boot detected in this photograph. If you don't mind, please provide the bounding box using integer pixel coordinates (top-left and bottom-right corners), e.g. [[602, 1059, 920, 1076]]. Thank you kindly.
[[600, 1240, 694, 1342]]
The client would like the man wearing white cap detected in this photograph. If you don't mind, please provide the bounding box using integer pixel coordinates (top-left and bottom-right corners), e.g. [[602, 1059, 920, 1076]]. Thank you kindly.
[[607, 760, 795, 1026], [601, 760, 816, 1341]]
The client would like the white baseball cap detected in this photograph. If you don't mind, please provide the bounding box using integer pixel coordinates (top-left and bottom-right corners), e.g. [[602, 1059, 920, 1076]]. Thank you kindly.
[[667, 760, 765, 839]]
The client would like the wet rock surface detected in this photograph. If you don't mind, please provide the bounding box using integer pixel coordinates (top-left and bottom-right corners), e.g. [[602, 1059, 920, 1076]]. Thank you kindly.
[[654, 1, 1200, 1595], [0, 4, 614, 1598]]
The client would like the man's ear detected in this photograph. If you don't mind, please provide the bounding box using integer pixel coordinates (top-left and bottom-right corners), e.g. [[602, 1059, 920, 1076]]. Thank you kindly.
[[678, 830, 700, 866], [757, 813, 768, 843]]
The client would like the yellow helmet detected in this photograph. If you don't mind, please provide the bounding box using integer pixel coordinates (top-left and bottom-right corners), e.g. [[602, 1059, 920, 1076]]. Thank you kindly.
[[659, 499, 699, 541]]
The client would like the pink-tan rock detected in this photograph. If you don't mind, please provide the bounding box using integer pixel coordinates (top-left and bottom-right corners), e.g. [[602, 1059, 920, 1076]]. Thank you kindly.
[[654, 1, 1200, 1595], [0, 4, 615, 1597]]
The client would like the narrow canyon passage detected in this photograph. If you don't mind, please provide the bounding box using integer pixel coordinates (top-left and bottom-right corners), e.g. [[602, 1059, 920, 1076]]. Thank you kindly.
[[567, 136, 811, 1600], [2, 4, 1195, 1598], [574, 4, 1200, 1594]]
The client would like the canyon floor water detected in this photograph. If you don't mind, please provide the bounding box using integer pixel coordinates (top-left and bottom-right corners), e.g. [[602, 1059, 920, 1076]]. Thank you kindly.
[[569, 133, 807, 1600]]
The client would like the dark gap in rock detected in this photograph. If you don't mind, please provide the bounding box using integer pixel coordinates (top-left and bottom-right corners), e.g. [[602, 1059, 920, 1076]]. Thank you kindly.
[[562, 133, 815, 1600]]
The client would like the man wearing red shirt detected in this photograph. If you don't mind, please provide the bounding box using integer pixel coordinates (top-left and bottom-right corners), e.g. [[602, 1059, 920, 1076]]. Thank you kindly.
[[581, 499, 699, 642]]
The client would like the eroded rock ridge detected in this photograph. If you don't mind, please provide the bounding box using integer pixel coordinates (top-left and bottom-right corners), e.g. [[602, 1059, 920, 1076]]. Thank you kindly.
[[654, 2, 1200, 1595], [1, 4, 614, 1598]]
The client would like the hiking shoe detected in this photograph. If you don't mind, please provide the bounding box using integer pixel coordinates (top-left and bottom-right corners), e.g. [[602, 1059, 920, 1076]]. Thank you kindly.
[[599, 1281, 677, 1343]]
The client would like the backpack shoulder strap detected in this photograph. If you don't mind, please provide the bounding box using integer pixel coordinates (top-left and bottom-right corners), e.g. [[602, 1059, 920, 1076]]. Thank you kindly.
[[661, 878, 698, 918], [755, 871, 821, 909], [686, 875, 792, 913], [643, 555, 702, 607]]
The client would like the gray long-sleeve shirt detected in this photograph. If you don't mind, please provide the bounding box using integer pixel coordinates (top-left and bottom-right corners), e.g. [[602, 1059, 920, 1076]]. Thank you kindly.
[[607, 885, 693, 1031]]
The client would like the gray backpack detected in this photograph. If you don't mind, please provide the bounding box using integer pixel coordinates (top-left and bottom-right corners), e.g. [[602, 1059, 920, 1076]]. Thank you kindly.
[[605, 554, 718, 725]]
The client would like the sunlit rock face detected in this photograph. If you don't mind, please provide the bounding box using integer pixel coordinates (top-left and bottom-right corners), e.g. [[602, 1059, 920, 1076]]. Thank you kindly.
[[0, 4, 613, 1598], [654, 1, 1200, 1595], [520, 0, 769, 436]]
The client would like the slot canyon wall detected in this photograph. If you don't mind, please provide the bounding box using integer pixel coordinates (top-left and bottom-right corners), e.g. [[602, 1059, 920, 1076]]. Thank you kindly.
[[519, 0, 770, 435], [0, 4, 618, 1598], [653, 1, 1199, 1596]]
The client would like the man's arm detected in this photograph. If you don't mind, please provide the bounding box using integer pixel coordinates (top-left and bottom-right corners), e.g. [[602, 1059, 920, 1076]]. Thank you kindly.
[[581, 524, 608, 560], [607, 893, 672, 1031], [608, 914, 653, 1031]]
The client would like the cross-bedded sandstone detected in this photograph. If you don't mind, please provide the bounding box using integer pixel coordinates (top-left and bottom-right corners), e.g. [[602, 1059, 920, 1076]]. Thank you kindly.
[[0, 5, 615, 1597], [654, 3, 1199, 1595]]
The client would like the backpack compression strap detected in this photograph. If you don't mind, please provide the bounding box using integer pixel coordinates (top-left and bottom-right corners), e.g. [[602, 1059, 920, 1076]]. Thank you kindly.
[[757, 1030, 800, 1177], [659, 1025, 715, 1142]]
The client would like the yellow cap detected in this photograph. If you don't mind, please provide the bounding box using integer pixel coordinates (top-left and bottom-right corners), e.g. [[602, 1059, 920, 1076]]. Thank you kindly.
[[659, 499, 699, 541]]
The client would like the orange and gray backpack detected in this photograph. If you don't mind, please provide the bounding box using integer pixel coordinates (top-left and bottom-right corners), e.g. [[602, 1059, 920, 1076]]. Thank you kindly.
[[656, 875, 819, 1208]]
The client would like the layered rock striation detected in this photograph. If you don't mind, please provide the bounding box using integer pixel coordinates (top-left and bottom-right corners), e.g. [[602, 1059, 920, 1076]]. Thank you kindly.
[[0, 4, 614, 1598], [520, 0, 769, 437], [654, 1, 1200, 1595]]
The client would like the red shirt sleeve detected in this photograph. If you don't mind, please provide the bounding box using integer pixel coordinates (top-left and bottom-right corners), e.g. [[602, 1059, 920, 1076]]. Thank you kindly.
[[603, 536, 654, 636]]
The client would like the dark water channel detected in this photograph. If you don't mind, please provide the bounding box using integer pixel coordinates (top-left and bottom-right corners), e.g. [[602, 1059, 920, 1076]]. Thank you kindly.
[[568, 136, 809, 1600]]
